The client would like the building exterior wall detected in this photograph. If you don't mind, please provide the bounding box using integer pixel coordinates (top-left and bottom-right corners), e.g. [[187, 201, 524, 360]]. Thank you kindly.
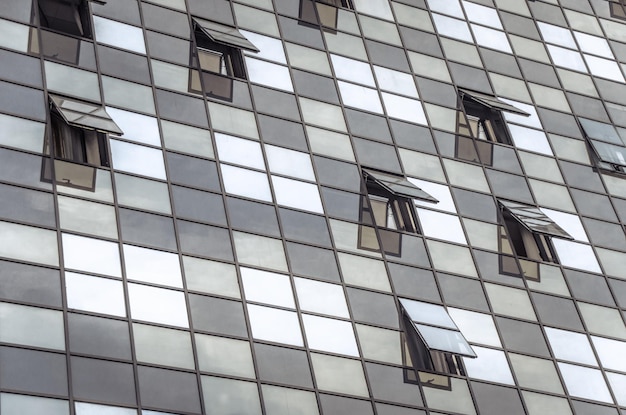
[[1, 0, 626, 414]]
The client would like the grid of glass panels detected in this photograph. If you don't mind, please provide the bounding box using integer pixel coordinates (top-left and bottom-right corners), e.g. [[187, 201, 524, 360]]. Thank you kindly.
[[1, 0, 626, 414]]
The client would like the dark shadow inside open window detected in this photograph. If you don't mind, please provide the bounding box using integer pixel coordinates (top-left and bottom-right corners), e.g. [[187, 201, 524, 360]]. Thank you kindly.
[[37, 0, 92, 38]]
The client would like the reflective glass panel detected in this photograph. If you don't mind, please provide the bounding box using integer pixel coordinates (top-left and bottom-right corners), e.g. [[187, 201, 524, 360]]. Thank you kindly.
[[62, 233, 121, 277], [247, 304, 303, 346], [128, 283, 189, 328], [123, 245, 182, 288], [241, 267, 295, 308], [65, 272, 126, 317], [302, 314, 359, 356]]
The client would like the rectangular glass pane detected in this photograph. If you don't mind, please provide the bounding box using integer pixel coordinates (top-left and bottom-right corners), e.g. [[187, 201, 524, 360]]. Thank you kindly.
[[415, 324, 476, 357]]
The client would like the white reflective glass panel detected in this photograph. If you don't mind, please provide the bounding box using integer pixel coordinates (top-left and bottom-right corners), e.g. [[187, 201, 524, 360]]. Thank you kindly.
[[399, 298, 457, 329], [432, 14, 472, 42], [106, 107, 160, 146], [382, 92, 427, 124], [241, 267, 295, 308], [471, 25, 511, 53], [110, 139, 166, 180], [128, 283, 189, 328], [0, 19, 29, 53], [409, 178, 456, 213], [245, 57, 294, 92], [592, 336, 626, 372], [540, 208, 588, 242], [537, 22, 576, 49], [240, 30, 286, 64], [0, 393, 69, 415], [271, 176, 323, 213], [337, 81, 383, 113], [93, 16, 146, 54], [463, 1, 502, 29], [584, 55, 624, 82], [552, 239, 601, 273], [558, 363, 612, 403], [295, 278, 349, 318], [62, 233, 121, 277], [417, 208, 467, 244], [547, 45, 587, 72], [428, 0, 464, 18], [545, 327, 597, 365], [502, 99, 543, 129], [247, 304, 303, 346], [463, 346, 514, 385], [265, 145, 315, 181], [574, 32, 613, 59], [302, 314, 359, 356], [508, 125, 553, 156], [373, 66, 418, 98], [448, 308, 501, 347], [607, 372, 626, 406], [215, 133, 265, 170], [75, 402, 137, 415], [65, 272, 126, 317], [123, 245, 182, 288], [330, 54, 375, 87], [221, 164, 272, 202]]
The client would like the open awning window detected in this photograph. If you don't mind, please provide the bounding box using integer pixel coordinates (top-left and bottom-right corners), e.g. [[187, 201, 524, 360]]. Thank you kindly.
[[459, 88, 530, 117], [399, 298, 476, 358], [49, 95, 123, 135], [363, 168, 438, 203], [499, 200, 573, 239], [579, 117, 626, 167], [193, 18, 259, 53]]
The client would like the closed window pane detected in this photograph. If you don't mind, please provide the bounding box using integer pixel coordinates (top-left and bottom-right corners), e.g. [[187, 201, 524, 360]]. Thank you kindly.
[[62, 233, 121, 277], [123, 244, 182, 288], [65, 272, 126, 317], [0, 302, 65, 350], [241, 267, 295, 308], [128, 283, 189, 328], [247, 304, 303, 346]]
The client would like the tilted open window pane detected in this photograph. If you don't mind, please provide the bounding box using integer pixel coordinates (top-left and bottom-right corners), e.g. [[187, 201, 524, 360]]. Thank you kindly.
[[459, 89, 530, 117], [299, 0, 352, 30], [363, 168, 438, 203], [579, 118, 626, 169], [611, 0, 626, 20], [50, 94, 122, 135], [193, 18, 259, 53], [499, 200, 572, 239]]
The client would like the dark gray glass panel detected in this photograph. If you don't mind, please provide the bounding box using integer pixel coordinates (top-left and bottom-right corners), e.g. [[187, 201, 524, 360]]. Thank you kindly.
[[414, 323, 476, 357], [258, 114, 308, 152], [50, 94, 123, 134], [142, 3, 190, 38], [314, 156, 361, 192], [278, 16, 324, 49], [2, 0, 32, 23], [138, 365, 202, 414], [366, 363, 423, 407], [286, 242, 340, 282], [172, 186, 226, 226], [568, 94, 609, 122], [320, 394, 374, 415], [0, 48, 42, 88], [119, 208, 177, 250], [401, 27, 442, 57], [528, 1, 567, 25], [596, 79, 626, 108], [472, 382, 526, 415], [321, 187, 361, 222], [571, 401, 619, 415], [388, 263, 440, 302], [519, 58, 560, 88], [570, 189, 618, 222], [292, 70, 339, 104], [189, 294, 247, 336], [92, 0, 141, 24], [496, 317, 550, 357], [193, 17, 258, 52], [416, 77, 457, 108], [460, 89, 529, 116], [363, 168, 438, 203], [499, 200, 572, 238], [365, 40, 410, 72], [0, 347, 68, 396], [71, 357, 136, 405], [146, 31, 191, 66], [156, 89, 209, 128], [0, 183, 55, 227], [98, 45, 151, 85], [565, 269, 615, 307], [347, 288, 399, 328], [609, 278, 626, 309], [580, 118, 623, 145], [500, 12, 540, 39], [531, 292, 584, 331], [279, 208, 331, 247], [474, 250, 524, 287], [251, 85, 300, 121], [491, 145, 522, 174], [177, 220, 233, 260], [438, 273, 489, 312], [68, 313, 132, 360], [0, 149, 50, 190], [537, 108, 583, 138], [166, 152, 221, 192], [390, 120, 437, 154], [36, 30, 96, 70], [480, 49, 522, 78], [448, 63, 491, 92], [583, 217, 626, 250], [0, 80, 46, 121], [559, 161, 605, 192], [487, 170, 533, 205], [254, 343, 313, 388], [227, 197, 280, 237], [345, 109, 392, 143], [188, 0, 234, 24], [453, 188, 497, 222], [0, 260, 61, 306], [354, 138, 402, 174]]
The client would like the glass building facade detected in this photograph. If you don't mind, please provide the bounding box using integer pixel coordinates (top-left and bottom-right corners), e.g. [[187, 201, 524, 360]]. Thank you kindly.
[[2, 0, 626, 414]]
